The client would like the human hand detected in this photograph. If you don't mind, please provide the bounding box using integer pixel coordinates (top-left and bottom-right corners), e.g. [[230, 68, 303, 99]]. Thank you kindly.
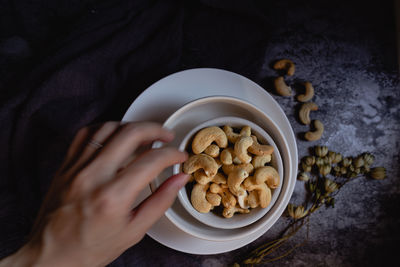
[[1, 122, 189, 267]]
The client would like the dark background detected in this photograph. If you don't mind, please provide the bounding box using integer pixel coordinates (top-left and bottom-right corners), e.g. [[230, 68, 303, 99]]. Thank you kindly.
[[1, 0, 399, 266]]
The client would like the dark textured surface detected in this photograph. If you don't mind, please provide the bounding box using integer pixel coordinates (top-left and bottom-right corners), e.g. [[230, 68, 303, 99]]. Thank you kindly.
[[0, 0, 399, 266]]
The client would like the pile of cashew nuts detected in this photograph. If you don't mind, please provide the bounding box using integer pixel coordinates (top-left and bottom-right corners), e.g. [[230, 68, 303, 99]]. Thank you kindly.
[[182, 125, 280, 218], [273, 59, 324, 141]]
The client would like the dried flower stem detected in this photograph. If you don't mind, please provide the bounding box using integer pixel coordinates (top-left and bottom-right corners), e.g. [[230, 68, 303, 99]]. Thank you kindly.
[[235, 159, 378, 266]]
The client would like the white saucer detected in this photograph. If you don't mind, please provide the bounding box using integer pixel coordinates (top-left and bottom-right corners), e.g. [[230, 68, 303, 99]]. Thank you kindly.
[[122, 68, 298, 255]]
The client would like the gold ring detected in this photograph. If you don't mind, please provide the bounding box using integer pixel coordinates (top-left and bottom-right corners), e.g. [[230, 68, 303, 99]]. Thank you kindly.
[[87, 139, 103, 149]]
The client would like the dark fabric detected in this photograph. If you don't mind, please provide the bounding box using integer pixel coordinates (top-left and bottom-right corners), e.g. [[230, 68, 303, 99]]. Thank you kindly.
[[0, 0, 270, 259]]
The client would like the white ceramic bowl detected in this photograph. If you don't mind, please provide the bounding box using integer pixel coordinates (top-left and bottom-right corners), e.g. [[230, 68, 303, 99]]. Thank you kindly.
[[151, 96, 292, 241], [174, 117, 283, 229]]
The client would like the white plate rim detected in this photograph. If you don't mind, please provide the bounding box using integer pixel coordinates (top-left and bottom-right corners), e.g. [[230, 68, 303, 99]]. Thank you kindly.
[[121, 68, 298, 254]]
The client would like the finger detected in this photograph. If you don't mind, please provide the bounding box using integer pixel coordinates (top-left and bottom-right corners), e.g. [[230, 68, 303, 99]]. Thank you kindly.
[[128, 173, 190, 234], [58, 126, 91, 174], [66, 122, 121, 176], [88, 122, 175, 175], [109, 147, 187, 206]]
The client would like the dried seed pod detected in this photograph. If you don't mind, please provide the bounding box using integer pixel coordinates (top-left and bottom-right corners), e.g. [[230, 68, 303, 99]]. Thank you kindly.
[[342, 157, 352, 167], [362, 153, 375, 166], [354, 168, 361, 175], [322, 156, 331, 165], [348, 164, 355, 172], [327, 151, 336, 164], [298, 172, 310, 181], [370, 167, 386, 180], [353, 156, 364, 168], [294, 205, 308, 219], [287, 204, 307, 220], [303, 156, 316, 166], [287, 203, 295, 218], [315, 146, 328, 157], [340, 166, 347, 175], [333, 153, 342, 164], [324, 179, 338, 193], [315, 157, 324, 167], [319, 164, 331, 177], [307, 181, 316, 193], [333, 165, 341, 177], [302, 162, 312, 172]]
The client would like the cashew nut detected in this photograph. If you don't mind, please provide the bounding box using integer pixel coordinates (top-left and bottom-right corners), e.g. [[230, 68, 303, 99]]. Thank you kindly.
[[204, 144, 220, 158], [274, 76, 292, 96], [222, 163, 254, 176], [252, 154, 272, 169], [273, 59, 295, 76], [192, 126, 228, 154], [223, 125, 251, 144], [237, 190, 249, 209], [299, 102, 318, 125], [297, 81, 314, 102], [222, 205, 250, 218], [193, 170, 226, 185], [220, 148, 241, 165], [227, 168, 249, 197], [191, 183, 213, 213], [305, 120, 324, 141], [206, 191, 221, 207], [234, 136, 253, 164], [248, 135, 274, 156], [243, 177, 272, 209], [247, 190, 259, 208], [211, 172, 227, 184], [210, 183, 236, 208], [254, 166, 280, 189], [183, 154, 218, 177]]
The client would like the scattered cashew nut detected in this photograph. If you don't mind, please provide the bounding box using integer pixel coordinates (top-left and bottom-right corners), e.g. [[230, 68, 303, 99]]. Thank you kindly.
[[254, 166, 280, 189], [297, 81, 314, 102], [248, 135, 274, 156], [222, 205, 250, 218], [244, 177, 272, 209], [299, 102, 318, 125], [227, 168, 249, 197], [234, 136, 253, 164], [274, 76, 292, 97], [183, 154, 218, 177], [192, 126, 228, 154], [191, 183, 213, 213], [305, 119, 324, 141], [252, 154, 272, 169], [273, 59, 295, 76]]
